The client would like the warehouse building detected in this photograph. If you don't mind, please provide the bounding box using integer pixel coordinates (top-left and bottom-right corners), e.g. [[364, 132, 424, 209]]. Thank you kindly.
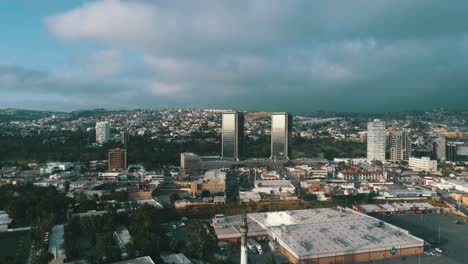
[[213, 208, 424, 264]]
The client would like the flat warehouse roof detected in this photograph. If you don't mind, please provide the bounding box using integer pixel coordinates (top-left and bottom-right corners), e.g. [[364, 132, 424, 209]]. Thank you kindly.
[[214, 208, 424, 260], [214, 214, 269, 240]]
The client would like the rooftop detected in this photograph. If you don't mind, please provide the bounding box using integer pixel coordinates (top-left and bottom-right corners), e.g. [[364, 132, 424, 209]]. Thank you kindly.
[[110, 256, 155, 264], [214, 208, 424, 260], [162, 253, 192, 264]]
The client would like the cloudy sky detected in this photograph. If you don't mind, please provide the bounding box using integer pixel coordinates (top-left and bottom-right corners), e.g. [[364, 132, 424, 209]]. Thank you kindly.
[[1, 0, 467, 112]]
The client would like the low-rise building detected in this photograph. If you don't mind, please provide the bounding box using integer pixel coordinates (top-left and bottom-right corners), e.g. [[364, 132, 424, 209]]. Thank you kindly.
[[213, 208, 424, 264], [441, 179, 468, 192], [0, 211, 12, 232], [41, 162, 73, 174], [113, 226, 131, 253], [239, 191, 261, 203], [98, 172, 127, 182], [379, 186, 437, 199], [253, 180, 295, 195], [180, 152, 202, 171], [338, 169, 386, 182], [110, 256, 155, 264], [408, 157, 437, 172], [191, 170, 226, 195], [162, 253, 191, 264]]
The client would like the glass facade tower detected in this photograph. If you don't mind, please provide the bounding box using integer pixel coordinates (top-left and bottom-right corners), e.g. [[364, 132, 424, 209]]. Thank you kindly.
[[270, 113, 292, 160], [221, 112, 244, 160]]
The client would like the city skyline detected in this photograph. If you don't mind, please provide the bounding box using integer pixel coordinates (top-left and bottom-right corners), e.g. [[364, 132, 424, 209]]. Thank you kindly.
[[1, 1, 468, 111]]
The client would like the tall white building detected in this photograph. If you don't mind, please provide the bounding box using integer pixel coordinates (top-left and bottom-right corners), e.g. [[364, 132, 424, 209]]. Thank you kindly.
[[96, 122, 110, 145], [367, 119, 386, 162], [432, 136, 446, 160]]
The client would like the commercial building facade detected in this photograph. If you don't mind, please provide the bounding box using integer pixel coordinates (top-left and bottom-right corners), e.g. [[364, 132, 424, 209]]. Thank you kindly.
[[271, 113, 292, 160], [367, 120, 386, 162]]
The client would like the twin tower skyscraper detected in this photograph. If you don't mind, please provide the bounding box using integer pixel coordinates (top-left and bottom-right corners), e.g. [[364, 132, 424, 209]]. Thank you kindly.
[[221, 112, 292, 161]]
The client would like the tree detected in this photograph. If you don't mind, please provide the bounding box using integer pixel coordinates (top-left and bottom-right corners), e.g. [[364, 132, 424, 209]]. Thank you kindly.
[[170, 193, 181, 204], [201, 190, 211, 198], [64, 180, 70, 193]]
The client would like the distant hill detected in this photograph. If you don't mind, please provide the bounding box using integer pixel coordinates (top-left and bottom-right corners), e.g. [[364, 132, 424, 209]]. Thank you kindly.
[[0, 108, 62, 121]]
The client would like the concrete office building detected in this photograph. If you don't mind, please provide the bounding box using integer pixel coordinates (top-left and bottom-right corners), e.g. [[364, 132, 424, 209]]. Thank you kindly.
[[221, 112, 244, 161], [96, 121, 110, 145], [367, 120, 386, 162], [108, 148, 127, 171], [408, 157, 437, 172], [390, 130, 411, 162], [213, 208, 424, 264], [432, 136, 446, 160], [271, 113, 292, 160]]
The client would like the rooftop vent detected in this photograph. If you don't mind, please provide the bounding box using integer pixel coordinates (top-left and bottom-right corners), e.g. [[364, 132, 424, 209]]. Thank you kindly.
[[333, 238, 350, 247], [301, 241, 313, 251]]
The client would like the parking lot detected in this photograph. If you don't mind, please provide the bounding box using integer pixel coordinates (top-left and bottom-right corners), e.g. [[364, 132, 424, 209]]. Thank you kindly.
[[376, 213, 467, 264], [228, 239, 290, 264]]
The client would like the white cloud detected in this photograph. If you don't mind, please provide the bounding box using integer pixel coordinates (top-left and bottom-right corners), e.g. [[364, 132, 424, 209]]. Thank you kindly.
[[75, 49, 126, 76], [44, 0, 157, 47], [147, 81, 184, 96], [310, 60, 350, 80], [32, 0, 468, 110]]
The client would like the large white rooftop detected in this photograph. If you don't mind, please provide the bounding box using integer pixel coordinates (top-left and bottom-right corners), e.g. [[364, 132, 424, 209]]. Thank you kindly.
[[213, 208, 424, 260]]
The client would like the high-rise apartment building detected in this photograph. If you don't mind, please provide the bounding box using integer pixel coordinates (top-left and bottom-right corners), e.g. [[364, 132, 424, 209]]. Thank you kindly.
[[120, 131, 129, 147], [367, 119, 386, 162], [108, 148, 127, 171], [390, 130, 411, 162], [447, 141, 464, 162], [96, 121, 110, 145], [221, 112, 244, 161], [432, 136, 446, 160], [270, 113, 292, 160]]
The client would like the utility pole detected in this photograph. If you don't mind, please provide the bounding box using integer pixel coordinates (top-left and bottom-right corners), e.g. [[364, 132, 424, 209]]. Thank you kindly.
[[240, 214, 249, 264], [438, 223, 441, 244]]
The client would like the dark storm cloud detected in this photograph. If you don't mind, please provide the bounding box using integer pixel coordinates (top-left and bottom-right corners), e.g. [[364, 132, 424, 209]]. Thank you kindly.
[[5, 0, 468, 111]]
